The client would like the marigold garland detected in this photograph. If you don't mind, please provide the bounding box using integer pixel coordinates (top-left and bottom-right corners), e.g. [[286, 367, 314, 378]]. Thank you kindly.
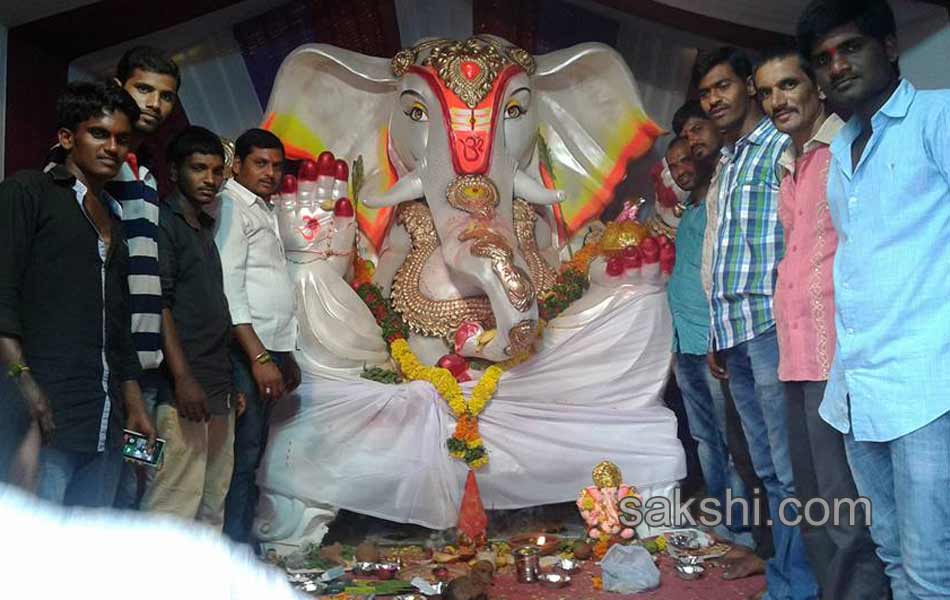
[[562, 238, 600, 274], [593, 534, 612, 560], [539, 268, 589, 322], [351, 251, 375, 289], [353, 260, 583, 469]]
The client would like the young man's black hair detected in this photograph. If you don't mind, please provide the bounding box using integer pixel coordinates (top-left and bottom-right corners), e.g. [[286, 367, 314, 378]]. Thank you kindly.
[[233, 128, 285, 161], [666, 135, 689, 155], [671, 100, 707, 137], [56, 81, 140, 136], [753, 46, 818, 85], [797, 0, 898, 73], [116, 46, 181, 90], [692, 46, 755, 88], [167, 126, 226, 168]]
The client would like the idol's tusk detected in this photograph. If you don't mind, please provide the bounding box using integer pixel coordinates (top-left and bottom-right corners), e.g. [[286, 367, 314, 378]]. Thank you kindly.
[[362, 171, 424, 208], [514, 170, 565, 205]]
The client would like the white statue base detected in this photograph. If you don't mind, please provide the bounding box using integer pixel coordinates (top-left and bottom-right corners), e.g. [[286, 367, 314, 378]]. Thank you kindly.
[[254, 281, 685, 554]]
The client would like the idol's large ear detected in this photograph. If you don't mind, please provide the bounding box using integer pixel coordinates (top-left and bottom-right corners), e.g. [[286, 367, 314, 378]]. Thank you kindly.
[[262, 44, 400, 250], [532, 43, 663, 241]]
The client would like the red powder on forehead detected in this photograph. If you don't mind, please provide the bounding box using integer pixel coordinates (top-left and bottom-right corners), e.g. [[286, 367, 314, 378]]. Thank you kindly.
[[409, 64, 523, 176]]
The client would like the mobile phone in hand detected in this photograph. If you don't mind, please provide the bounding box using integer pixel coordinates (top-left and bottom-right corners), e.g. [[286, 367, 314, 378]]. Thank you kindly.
[[122, 429, 165, 468]]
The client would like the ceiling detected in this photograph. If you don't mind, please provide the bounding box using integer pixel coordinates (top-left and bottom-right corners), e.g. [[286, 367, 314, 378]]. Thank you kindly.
[[0, 0, 98, 27], [2, 0, 945, 32]]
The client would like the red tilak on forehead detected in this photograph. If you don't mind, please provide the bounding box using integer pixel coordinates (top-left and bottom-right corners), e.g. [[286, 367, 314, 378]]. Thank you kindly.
[[818, 41, 856, 63], [409, 64, 523, 176], [823, 45, 843, 61]]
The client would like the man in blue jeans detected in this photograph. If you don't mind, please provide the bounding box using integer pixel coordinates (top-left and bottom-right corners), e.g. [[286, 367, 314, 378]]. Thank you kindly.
[[665, 134, 752, 550], [216, 129, 302, 544], [798, 1, 950, 597], [697, 47, 818, 600]]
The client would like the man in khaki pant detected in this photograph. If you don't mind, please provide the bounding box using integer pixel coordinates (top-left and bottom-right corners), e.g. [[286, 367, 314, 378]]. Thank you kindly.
[[141, 127, 241, 528]]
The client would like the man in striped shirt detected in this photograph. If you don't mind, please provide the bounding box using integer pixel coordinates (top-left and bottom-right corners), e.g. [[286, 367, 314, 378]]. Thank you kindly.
[[109, 47, 181, 509], [696, 47, 818, 600]]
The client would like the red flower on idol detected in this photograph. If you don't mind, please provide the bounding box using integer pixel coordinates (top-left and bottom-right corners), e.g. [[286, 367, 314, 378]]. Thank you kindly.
[[640, 237, 660, 264]]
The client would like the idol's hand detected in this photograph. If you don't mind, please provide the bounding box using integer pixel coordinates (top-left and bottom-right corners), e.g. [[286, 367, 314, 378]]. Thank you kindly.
[[275, 150, 358, 278], [588, 236, 674, 288]]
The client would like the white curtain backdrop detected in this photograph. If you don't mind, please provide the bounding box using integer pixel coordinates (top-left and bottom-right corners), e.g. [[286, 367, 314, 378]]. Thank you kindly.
[[174, 31, 264, 141], [63, 0, 950, 148], [65, 0, 703, 150]]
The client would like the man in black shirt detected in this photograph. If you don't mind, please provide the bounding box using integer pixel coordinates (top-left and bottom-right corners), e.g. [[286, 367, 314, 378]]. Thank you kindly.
[[139, 127, 239, 528], [0, 82, 155, 504]]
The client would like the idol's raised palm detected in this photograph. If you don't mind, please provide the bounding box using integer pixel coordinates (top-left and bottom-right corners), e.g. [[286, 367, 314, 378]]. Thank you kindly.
[[275, 150, 356, 279]]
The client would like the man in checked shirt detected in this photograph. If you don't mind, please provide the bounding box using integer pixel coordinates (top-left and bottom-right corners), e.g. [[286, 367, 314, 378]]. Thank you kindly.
[[696, 47, 817, 600]]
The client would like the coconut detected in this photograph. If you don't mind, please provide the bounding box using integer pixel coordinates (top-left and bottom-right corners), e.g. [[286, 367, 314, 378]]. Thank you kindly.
[[443, 575, 487, 600], [355, 541, 379, 563], [572, 540, 593, 560], [470, 559, 495, 587]]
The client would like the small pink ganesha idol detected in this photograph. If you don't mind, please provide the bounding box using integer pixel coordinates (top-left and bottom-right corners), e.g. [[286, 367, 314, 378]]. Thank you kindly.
[[577, 461, 640, 540]]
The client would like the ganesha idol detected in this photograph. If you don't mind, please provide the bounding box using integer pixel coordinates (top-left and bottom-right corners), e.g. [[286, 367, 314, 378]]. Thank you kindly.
[[251, 35, 687, 555]]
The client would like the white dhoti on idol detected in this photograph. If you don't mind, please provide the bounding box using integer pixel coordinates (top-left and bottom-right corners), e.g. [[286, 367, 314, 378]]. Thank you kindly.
[[254, 277, 684, 552]]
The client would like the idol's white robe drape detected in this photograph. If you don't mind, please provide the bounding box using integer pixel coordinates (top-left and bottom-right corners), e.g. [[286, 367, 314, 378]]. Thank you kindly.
[[258, 280, 685, 531]]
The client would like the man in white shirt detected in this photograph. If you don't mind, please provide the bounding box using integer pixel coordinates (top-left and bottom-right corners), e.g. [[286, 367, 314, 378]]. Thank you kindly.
[[215, 129, 301, 545]]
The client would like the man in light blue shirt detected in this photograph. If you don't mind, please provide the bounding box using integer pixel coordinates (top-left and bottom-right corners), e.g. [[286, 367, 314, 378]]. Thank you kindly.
[[799, 1, 950, 598]]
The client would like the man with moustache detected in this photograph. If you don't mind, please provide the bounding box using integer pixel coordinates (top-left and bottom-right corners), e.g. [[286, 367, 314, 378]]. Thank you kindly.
[[798, 1, 950, 596], [111, 46, 182, 509], [666, 135, 754, 549], [0, 82, 154, 505], [695, 47, 818, 600], [215, 129, 301, 545], [674, 100, 773, 581], [754, 46, 887, 600], [139, 127, 238, 528]]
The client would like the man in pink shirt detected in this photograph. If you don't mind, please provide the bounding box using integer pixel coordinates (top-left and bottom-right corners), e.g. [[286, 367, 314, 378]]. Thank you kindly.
[[754, 48, 887, 600]]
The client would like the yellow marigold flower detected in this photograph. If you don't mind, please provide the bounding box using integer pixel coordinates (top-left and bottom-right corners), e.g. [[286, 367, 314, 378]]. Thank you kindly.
[[383, 331, 543, 469]]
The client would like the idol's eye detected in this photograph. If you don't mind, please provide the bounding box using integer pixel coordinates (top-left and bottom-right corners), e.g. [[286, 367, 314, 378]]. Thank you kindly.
[[505, 102, 526, 119], [405, 103, 428, 122]]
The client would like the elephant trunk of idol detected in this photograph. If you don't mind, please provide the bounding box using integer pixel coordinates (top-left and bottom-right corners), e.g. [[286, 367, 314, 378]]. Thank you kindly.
[[366, 166, 540, 363], [428, 161, 539, 362]]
